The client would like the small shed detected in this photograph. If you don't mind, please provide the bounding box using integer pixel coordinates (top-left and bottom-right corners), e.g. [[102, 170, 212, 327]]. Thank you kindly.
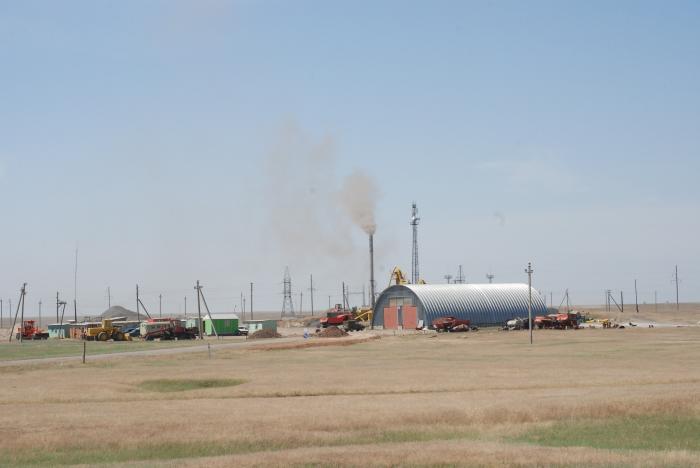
[[203, 314, 239, 336], [245, 320, 277, 334], [48, 323, 73, 338]]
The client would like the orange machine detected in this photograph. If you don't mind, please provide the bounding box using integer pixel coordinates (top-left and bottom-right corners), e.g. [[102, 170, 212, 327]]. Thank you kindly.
[[15, 320, 49, 340]]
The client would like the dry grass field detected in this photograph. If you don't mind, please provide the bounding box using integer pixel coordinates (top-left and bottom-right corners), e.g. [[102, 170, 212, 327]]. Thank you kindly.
[[1, 323, 700, 467]]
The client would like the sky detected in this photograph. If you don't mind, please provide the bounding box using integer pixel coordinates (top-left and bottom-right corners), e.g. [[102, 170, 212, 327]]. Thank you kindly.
[[1, 0, 698, 318]]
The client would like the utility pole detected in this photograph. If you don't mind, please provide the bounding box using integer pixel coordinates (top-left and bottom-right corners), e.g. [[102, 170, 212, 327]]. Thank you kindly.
[[38, 300, 42, 327], [674, 265, 680, 310], [634, 280, 639, 313], [159, 294, 162, 318], [309, 274, 315, 316], [195, 280, 203, 340], [444, 274, 453, 284], [20, 284, 27, 343], [525, 263, 533, 345], [328, 295, 331, 309], [74, 246, 78, 323], [250, 282, 253, 321], [620, 291, 624, 313], [486, 273, 494, 284], [654, 290, 658, 314], [107, 286, 111, 309], [299, 292, 303, 316], [136, 285, 140, 321], [565, 289, 570, 313], [10, 284, 28, 343], [184, 296, 187, 318]]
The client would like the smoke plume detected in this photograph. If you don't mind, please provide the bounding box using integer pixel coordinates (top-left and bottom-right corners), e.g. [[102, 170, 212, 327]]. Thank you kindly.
[[337, 170, 379, 235], [262, 123, 381, 278]]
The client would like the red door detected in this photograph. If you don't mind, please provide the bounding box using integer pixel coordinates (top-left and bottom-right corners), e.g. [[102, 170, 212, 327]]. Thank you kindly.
[[402, 305, 418, 329], [383, 307, 398, 329]]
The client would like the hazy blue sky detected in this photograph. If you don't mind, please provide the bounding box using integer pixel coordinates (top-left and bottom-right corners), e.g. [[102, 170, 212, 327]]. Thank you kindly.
[[1, 0, 698, 317]]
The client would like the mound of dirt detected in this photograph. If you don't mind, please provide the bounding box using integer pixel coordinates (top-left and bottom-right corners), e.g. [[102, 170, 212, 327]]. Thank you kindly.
[[317, 326, 348, 338], [249, 329, 282, 339]]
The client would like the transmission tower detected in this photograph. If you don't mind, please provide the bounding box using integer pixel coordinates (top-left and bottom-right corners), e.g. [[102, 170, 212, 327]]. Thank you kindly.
[[410, 202, 420, 284], [486, 273, 494, 283], [281, 266, 295, 318], [455, 265, 465, 284]]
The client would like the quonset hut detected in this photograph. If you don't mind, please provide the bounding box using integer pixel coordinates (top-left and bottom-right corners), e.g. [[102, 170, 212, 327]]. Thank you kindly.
[[372, 283, 546, 329]]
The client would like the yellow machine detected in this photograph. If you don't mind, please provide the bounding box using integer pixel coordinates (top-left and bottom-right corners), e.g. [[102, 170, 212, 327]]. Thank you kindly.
[[389, 267, 409, 286], [389, 267, 426, 286], [85, 319, 130, 341], [354, 306, 373, 323]]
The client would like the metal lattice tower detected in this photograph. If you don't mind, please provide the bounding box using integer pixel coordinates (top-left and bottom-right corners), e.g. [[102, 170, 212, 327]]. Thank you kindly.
[[411, 202, 420, 284], [281, 266, 295, 317]]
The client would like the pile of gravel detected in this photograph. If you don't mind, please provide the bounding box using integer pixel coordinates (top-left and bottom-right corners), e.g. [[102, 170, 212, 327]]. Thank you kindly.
[[318, 326, 348, 338], [249, 329, 282, 339]]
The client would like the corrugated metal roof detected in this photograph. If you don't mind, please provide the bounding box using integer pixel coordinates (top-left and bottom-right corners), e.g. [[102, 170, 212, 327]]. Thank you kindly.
[[374, 283, 547, 326]]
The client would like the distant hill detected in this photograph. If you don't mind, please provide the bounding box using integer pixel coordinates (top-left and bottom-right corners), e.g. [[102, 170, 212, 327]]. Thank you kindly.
[[100, 305, 143, 321]]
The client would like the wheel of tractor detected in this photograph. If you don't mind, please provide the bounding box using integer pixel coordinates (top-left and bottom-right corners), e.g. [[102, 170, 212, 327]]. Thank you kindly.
[[97, 332, 109, 341]]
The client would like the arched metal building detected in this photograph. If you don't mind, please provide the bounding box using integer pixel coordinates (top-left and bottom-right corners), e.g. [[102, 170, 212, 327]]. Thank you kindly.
[[372, 283, 546, 329]]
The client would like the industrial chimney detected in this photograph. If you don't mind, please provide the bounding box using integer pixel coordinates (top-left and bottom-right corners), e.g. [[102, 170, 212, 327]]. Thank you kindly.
[[369, 233, 376, 308]]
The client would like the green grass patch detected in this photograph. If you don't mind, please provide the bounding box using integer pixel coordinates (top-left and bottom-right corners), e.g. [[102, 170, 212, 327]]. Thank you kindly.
[[0, 340, 204, 361], [138, 378, 246, 392], [515, 414, 700, 451], [0, 428, 477, 466]]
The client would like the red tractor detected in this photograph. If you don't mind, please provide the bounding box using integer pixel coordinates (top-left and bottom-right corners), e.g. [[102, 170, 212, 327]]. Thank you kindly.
[[432, 316, 473, 332], [320, 305, 365, 331], [15, 320, 49, 340], [553, 313, 580, 329]]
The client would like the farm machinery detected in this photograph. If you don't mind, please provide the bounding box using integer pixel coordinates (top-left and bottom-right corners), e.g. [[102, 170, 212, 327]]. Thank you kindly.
[[534, 313, 580, 329], [320, 304, 366, 331], [85, 319, 131, 341], [140, 318, 198, 341], [15, 320, 49, 340], [431, 316, 476, 332]]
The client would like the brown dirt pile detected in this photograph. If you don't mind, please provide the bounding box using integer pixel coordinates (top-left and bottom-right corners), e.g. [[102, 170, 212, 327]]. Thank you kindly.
[[249, 329, 282, 339], [317, 326, 348, 338]]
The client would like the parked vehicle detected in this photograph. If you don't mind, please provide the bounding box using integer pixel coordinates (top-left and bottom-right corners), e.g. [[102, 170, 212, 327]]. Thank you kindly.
[[122, 327, 141, 338], [320, 305, 366, 331], [432, 316, 474, 332], [15, 320, 49, 340], [85, 319, 130, 341], [141, 319, 198, 341]]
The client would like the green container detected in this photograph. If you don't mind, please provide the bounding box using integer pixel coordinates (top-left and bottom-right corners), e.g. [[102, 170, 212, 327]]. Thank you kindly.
[[203, 315, 239, 336]]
